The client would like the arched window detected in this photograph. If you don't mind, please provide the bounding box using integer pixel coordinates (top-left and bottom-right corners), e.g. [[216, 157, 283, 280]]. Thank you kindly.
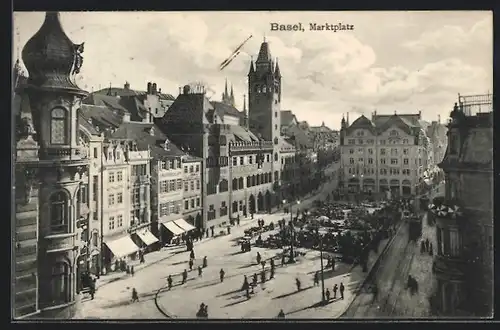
[[274, 137, 279, 145], [92, 232, 98, 247], [50, 191, 69, 233], [256, 175, 261, 186], [238, 178, 244, 189], [51, 262, 70, 305], [254, 85, 260, 93], [252, 175, 256, 186], [219, 179, 228, 193], [247, 176, 251, 187], [232, 178, 238, 190], [50, 108, 67, 145]]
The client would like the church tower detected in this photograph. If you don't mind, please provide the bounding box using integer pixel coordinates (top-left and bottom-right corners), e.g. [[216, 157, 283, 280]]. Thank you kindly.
[[248, 41, 281, 143], [19, 11, 89, 318]]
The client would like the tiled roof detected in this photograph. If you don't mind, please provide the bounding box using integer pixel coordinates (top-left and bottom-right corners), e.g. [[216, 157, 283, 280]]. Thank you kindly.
[[109, 122, 185, 158], [228, 125, 259, 143], [163, 93, 212, 125], [79, 113, 100, 135], [183, 154, 203, 162], [309, 125, 333, 133], [256, 41, 272, 63], [372, 114, 421, 127], [83, 94, 129, 113], [280, 110, 297, 127], [285, 125, 312, 149], [94, 87, 175, 100], [79, 104, 122, 130], [210, 101, 243, 119]]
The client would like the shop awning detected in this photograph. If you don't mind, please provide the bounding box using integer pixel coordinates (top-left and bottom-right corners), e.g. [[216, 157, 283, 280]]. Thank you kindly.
[[173, 218, 196, 232], [136, 229, 159, 246], [105, 236, 140, 259], [161, 221, 185, 236]]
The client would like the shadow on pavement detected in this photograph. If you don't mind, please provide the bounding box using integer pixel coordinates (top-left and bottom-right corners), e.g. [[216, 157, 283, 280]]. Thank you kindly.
[[216, 288, 243, 297], [226, 251, 245, 257], [223, 297, 251, 308], [286, 297, 343, 315], [272, 285, 313, 299], [237, 263, 258, 269]]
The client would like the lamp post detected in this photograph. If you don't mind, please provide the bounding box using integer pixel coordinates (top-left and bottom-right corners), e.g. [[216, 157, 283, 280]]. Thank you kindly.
[[283, 199, 300, 263], [319, 233, 326, 303]]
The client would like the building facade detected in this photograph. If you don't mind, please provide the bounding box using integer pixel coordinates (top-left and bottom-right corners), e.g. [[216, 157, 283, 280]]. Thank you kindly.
[[339, 111, 429, 199], [182, 156, 203, 228], [430, 94, 493, 317]]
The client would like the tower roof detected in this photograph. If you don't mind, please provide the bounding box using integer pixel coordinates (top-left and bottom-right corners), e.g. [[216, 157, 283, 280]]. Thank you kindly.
[[274, 58, 281, 78], [248, 60, 255, 76], [256, 41, 272, 63], [21, 12, 87, 95]]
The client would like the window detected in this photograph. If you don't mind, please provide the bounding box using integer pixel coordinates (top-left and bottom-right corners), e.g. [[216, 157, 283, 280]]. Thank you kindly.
[[184, 181, 189, 192], [92, 176, 98, 202], [380, 158, 386, 164], [349, 149, 354, 154], [349, 158, 354, 164], [249, 156, 253, 164], [403, 148, 409, 155], [160, 181, 168, 193], [189, 166, 194, 173], [163, 161, 169, 170], [177, 179, 182, 190], [368, 149, 373, 155], [403, 158, 409, 165], [116, 151, 120, 160], [50, 191, 68, 233], [266, 154, 270, 162], [93, 148, 98, 158], [196, 165, 200, 172], [185, 200, 189, 210], [219, 179, 228, 192], [117, 215, 123, 227], [275, 112, 278, 118], [403, 139, 409, 144], [274, 153, 278, 161], [358, 158, 363, 162], [50, 262, 70, 305], [380, 140, 386, 145], [390, 130, 398, 136], [233, 157, 237, 166], [391, 148, 397, 156], [368, 158, 373, 164], [367, 139, 374, 144], [108, 216, 115, 230], [196, 180, 200, 190], [220, 201, 228, 217], [116, 171, 122, 182], [132, 188, 140, 204], [108, 194, 115, 206], [358, 148, 363, 154], [358, 139, 363, 144], [189, 180, 194, 191], [160, 203, 169, 216], [169, 180, 175, 191], [92, 232, 98, 247], [50, 108, 67, 144], [348, 139, 355, 145], [240, 157, 244, 165], [196, 198, 200, 207], [391, 158, 398, 165], [190, 199, 195, 209], [380, 148, 386, 155], [108, 172, 115, 183]]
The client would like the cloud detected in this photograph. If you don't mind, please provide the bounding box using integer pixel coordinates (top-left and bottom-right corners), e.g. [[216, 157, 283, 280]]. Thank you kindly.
[[402, 16, 492, 53], [13, 11, 492, 129]]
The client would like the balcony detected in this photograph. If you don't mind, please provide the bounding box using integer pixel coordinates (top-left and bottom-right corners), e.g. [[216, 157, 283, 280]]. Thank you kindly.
[[432, 254, 467, 280], [40, 146, 88, 162], [44, 232, 77, 253]]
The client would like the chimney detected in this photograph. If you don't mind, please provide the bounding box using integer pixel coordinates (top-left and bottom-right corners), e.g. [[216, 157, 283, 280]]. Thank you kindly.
[[158, 87, 162, 94], [124, 81, 130, 90], [178, 87, 182, 95], [183, 85, 191, 95], [147, 82, 152, 94], [346, 112, 349, 126], [152, 83, 157, 95], [438, 114, 441, 124], [418, 110, 422, 119]]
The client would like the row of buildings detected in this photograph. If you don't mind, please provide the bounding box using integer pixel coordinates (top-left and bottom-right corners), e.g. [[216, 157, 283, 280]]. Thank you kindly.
[[13, 12, 329, 319], [338, 110, 448, 199]]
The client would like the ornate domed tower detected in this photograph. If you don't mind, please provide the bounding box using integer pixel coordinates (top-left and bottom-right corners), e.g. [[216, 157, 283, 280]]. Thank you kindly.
[[20, 12, 89, 318]]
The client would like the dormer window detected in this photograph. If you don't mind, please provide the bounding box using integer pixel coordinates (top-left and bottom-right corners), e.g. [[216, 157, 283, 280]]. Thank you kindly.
[[262, 85, 267, 93], [390, 130, 398, 136], [50, 108, 67, 144], [116, 151, 120, 160], [164, 139, 170, 151]]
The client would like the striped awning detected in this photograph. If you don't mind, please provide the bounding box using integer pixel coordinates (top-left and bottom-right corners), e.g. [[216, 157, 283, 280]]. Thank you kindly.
[[105, 236, 140, 259], [173, 218, 196, 232], [161, 221, 185, 236], [136, 229, 159, 246]]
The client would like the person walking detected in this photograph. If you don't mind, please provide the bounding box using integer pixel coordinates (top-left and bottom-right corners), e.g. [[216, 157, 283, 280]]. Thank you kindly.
[[429, 242, 433, 256], [314, 271, 320, 286], [131, 288, 139, 302], [219, 268, 225, 283], [331, 257, 336, 271], [260, 270, 266, 283], [203, 256, 208, 268], [256, 252, 262, 265], [325, 288, 331, 302], [296, 278, 302, 291], [237, 214, 240, 226], [277, 309, 285, 318], [339, 282, 345, 300], [189, 258, 194, 271], [167, 275, 173, 290], [281, 253, 286, 266], [198, 265, 203, 277], [89, 284, 95, 300], [190, 249, 195, 260], [182, 269, 188, 284], [252, 273, 258, 288], [333, 284, 338, 299], [130, 266, 135, 276]]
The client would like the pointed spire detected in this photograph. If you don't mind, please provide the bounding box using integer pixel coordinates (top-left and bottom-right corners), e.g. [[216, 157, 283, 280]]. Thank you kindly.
[[107, 82, 112, 95], [224, 78, 228, 96], [248, 57, 255, 76], [243, 94, 247, 112], [230, 84, 235, 106], [274, 57, 281, 78], [256, 40, 272, 63]]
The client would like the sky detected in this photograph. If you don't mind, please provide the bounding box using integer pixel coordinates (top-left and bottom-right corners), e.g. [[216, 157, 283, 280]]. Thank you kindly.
[[13, 11, 492, 130]]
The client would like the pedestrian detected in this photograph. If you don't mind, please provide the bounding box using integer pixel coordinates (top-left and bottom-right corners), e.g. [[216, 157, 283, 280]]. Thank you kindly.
[[190, 249, 195, 260], [270, 258, 275, 270], [182, 269, 188, 284], [252, 273, 258, 287], [205, 229, 209, 238], [260, 270, 266, 283], [429, 243, 433, 256], [220, 268, 225, 283], [237, 214, 241, 226], [261, 260, 266, 270], [420, 240, 426, 253], [314, 271, 319, 286], [325, 288, 331, 302], [270, 267, 275, 279], [333, 284, 338, 299], [126, 265, 130, 274], [130, 266, 135, 276], [340, 282, 345, 299], [256, 252, 261, 265], [242, 275, 249, 291], [198, 265, 203, 277], [203, 256, 207, 268], [277, 309, 285, 318], [372, 284, 378, 302], [281, 253, 286, 266], [89, 284, 95, 300], [131, 288, 139, 302], [189, 259, 194, 271], [167, 275, 173, 290], [196, 303, 206, 318], [425, 238, 430, 251], [140, 253, 145, 264], [227, 225, 231, 235], [296, 278, 301, 291]]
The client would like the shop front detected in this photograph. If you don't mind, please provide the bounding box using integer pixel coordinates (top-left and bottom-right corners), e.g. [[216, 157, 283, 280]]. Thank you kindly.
[[159, 217, 186, 246], [102, 235, 140, 273]]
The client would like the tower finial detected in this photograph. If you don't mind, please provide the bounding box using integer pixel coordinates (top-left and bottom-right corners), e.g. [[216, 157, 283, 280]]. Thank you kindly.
[[263, 34, 266, 42]]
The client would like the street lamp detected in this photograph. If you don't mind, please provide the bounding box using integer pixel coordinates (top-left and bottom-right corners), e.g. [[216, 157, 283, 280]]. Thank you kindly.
[[318, 233, 326, 304], [283, 199, 300, 263]]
